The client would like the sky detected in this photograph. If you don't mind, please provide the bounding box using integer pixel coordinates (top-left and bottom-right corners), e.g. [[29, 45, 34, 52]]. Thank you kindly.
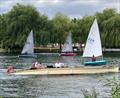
[[0, 0, 120, 19]]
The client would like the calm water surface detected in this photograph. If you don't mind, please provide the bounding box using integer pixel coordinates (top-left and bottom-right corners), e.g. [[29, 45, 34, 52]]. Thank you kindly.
[[0, 53, 120, 98]]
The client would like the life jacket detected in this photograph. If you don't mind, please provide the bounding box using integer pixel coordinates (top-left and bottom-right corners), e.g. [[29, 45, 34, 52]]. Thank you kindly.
[[92, 56, 96, 61]]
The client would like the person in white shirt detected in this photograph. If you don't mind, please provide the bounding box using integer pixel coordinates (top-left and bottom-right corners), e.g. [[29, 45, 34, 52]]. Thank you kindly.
[[55, 62, 60, 68], [54, 61, 64, 68]]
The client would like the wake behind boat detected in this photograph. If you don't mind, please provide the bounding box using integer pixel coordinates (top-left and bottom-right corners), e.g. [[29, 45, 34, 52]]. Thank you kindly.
[[18, 30, 37, 58]]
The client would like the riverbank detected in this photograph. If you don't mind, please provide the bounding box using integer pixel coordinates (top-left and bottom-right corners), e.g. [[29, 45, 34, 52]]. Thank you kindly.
[[0, 49, 7, 53], [104, 48, 120, 52], [0, 48, 120, 53], [34, 47, 120, 53]]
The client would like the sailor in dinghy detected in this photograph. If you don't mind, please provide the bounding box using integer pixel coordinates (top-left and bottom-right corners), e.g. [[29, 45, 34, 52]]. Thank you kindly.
[[82, 19, 107, 66]]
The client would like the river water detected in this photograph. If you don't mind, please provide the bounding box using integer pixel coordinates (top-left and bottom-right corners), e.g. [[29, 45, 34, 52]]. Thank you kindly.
[[0, 53, 120, 98]]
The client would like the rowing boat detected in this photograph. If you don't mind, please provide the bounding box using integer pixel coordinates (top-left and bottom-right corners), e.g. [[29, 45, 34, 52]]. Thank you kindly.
[[12, 66, 119, 75]]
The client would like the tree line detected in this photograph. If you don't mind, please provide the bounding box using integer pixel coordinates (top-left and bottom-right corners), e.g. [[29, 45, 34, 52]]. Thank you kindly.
[[0, 4, 120, 51]]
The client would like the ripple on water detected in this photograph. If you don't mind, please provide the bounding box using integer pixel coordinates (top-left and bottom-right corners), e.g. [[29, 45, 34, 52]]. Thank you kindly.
[[0, 54, 120, 98]]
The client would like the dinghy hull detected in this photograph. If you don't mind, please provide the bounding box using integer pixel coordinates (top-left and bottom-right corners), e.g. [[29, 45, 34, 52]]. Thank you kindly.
[[84, 60, 107, 66], [60, 53, 77, 56]]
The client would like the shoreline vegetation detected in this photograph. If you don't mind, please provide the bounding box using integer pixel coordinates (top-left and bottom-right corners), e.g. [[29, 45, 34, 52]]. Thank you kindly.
[[0, 4, 120, 53], [82, 77, 120, 98]]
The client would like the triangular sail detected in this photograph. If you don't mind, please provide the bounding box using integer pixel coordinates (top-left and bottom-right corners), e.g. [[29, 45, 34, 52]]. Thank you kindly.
[[21, 30, 34, 54], [62, 32, 73, 52], [83, 19, 102, 57]]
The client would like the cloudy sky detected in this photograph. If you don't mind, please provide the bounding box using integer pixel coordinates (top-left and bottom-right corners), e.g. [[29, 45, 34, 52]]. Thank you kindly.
[[0, 0, 120, 19]]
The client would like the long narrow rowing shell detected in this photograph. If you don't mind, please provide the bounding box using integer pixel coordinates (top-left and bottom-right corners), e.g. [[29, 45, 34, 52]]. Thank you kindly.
[[12, 66, 119, 75]]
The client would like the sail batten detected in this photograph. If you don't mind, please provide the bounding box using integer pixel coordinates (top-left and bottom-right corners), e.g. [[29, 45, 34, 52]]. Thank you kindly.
[[21, 30, 34, 54], [83, 19, 102, 57], [62, 32, 73, 52]]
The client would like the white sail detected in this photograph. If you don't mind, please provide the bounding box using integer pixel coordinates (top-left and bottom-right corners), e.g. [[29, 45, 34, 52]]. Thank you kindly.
[[21, 30, 34, 54], [83, 19, 102, 57], [62, 32, 73, 52]]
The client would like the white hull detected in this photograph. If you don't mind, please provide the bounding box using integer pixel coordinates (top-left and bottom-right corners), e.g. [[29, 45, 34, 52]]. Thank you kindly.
[[12, 66, 119, 75]]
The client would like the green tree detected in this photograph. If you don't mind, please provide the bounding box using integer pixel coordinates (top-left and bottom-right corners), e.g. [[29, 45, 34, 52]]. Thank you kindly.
[[0, 6, 120, 51], [72, 16, 94, 44], [51, 13, 71, 51], [95, 9, 119, 48], [102, 14, 120, 48], [0, 3, 49, 50]]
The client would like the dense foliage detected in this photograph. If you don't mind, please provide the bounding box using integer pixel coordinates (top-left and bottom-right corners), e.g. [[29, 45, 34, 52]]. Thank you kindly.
[[0, 4, 120, 51]]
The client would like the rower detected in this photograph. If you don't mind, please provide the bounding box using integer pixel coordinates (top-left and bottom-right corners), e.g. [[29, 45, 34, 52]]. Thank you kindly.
[[7, 65, 14, 74], [30, 61, 43, 69]]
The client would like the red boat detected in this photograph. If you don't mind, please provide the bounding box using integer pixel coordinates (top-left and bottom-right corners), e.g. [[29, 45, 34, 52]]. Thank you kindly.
[[60, 53, 77, 56]]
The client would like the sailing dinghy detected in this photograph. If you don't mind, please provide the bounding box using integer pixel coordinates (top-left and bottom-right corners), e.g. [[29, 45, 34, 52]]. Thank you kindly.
[[83, 19, 106, 66], [61, 32, 76, 56], [19, 30, 37, 58]]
